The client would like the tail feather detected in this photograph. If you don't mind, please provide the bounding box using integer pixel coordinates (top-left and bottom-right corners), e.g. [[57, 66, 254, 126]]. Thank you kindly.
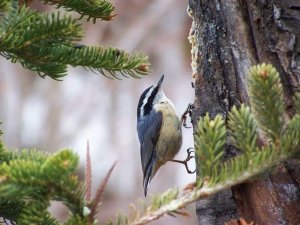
[[143, 170, 151, 197], [143, 156, 156, 197]]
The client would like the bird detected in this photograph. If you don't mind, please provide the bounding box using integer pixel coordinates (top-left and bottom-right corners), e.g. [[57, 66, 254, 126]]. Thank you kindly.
[[137, 75, 187, 196]]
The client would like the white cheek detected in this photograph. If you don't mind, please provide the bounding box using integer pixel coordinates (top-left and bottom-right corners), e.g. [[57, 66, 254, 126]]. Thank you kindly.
[[140, 86, 155, 116], [161, 95, 175, 108]]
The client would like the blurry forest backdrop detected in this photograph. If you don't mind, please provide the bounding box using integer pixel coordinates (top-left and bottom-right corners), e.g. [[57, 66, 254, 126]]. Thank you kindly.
[[0, 0, 196, 224]]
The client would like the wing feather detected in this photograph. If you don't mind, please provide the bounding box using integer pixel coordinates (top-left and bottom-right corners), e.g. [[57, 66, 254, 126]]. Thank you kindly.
[[137, 110, 162, 177]]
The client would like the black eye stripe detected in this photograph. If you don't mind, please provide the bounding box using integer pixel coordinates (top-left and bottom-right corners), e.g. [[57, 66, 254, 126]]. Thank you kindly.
[[143, 87, 158, 116], [137, 86, 152, 118], [137, 85, 158, 118]]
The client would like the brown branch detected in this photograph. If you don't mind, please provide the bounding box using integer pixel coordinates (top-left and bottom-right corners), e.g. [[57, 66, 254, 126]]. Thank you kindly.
[[88, 161, 117, 223]]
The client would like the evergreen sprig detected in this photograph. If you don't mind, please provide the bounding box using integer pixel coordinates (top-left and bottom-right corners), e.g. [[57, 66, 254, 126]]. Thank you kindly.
[[0, 3, 150, 79], [0, 143, 87, 224], [0, 7, 83, 51], [228, 105, 258, 157], [248, 63, 285, 142], [149, 189, 178, 211], [17, 200, 53, 225], [0, 0, 10, 12], [42, 150, 79, 180], [282, 114, 300, 154], [0, 140, 120, 224], [194, 114, 226, 179], [42, 0, 116, 22], [294, 92, 300, 114], [0, 199, 23, 222]]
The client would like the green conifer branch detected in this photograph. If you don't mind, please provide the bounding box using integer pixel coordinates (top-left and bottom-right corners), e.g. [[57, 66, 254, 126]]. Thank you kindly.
[[294, 92, 300, 114], [64, 214, 88, 225], [194, 114, 226, 178], [42, 0, 116, 22], [0, 7, 83, 51], [0, 199, 22, 222], [0, 4, 150, 79], [42, 214, 62, 225], [42, 150, 79, 179], [282, 114, 300, 154], [0, 143, 87, 224], [228, 105, 258, 157], [0, 0, 10, 12], [18, 200, 51, 225], [248, 63, 285, 142], [2, 44, 149, 80], [123, 143, 298, 225], [53, 181, 85, 216]]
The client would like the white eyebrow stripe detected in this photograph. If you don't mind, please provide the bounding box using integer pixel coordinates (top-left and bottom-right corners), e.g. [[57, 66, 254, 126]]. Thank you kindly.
[[140, 86, 155, 117]]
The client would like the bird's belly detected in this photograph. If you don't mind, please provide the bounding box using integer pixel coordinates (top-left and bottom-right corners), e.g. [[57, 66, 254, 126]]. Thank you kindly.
[[156, 114, 182, 163]]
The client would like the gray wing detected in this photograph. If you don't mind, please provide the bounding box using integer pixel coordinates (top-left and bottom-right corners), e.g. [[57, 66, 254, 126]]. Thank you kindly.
[[137, 110, 163, 176]]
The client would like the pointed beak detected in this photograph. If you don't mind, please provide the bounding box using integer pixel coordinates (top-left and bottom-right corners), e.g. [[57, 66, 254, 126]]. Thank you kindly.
[[157, 74, 164, 87]]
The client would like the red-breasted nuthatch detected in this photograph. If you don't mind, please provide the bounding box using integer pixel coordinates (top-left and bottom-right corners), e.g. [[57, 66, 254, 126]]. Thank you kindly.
[[137, 75, 183, 196]]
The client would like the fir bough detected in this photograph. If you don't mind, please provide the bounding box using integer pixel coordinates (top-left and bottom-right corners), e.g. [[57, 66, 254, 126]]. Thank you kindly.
[[0, 1, 150, 80], [0, 142, 85, 224], [42, 0, 116, 22], [294, 92, 300, 114], [0, 0, 10, 12], [248, 64, 285, 142], [195, 114, 226, 179], [228, 105, 258, 157]]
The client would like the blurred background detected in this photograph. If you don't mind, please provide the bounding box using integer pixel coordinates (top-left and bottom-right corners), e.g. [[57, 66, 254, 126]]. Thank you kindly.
[[0, 0, 196, 224]]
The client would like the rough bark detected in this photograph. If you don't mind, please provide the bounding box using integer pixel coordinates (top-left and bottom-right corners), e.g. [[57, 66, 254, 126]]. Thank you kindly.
[[188, 0, 300, 224]]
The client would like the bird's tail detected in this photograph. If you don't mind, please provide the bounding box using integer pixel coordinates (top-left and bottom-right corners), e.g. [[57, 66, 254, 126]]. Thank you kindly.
[[143, 155, 156, 197]]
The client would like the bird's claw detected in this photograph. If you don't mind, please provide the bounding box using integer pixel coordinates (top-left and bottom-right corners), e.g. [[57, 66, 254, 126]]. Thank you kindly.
[[181, 104, 193, 128], [185, 148, 196, 174], [186, 147, 195, 161], [171, 147, 196, 174]]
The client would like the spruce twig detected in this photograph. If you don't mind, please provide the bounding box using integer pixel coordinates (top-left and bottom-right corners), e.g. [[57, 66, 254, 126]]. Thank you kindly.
[[294, 92, 300, 114], [0, 3, 150, 79], [41, 0, 116, 22], [128, 147, 298, 225], [248, 63, 285, 142], [0, 0, 10, 11]]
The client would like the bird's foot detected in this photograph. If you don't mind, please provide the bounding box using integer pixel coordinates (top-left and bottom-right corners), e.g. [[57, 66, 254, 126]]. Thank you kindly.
[[181, 104, 193, 128], [171, 148, 196, 174]]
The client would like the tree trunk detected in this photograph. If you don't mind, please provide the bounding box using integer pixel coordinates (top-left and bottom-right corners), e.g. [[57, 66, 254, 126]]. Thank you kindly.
[[188, 0, 300, 224]]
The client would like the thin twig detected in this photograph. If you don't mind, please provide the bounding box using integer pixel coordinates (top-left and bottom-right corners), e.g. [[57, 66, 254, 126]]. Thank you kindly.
[[86, 140, 92, 202], [88, 161, 117, 223]]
